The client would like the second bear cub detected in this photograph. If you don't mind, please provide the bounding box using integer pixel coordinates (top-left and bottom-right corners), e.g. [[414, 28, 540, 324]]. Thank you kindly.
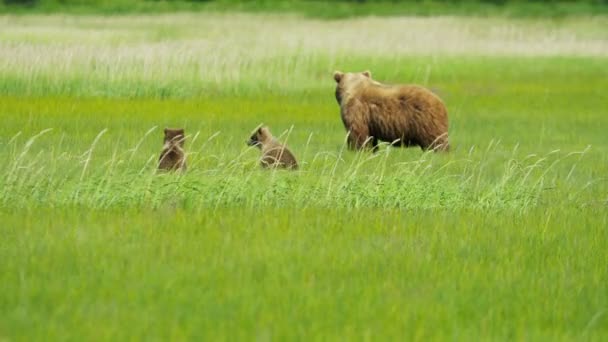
[[158, 128, 187, 172], [247, 126, 298, 170]]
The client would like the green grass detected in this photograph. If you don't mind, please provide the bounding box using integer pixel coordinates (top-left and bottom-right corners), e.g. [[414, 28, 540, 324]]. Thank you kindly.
[[2, 208, 607, 340], [0, 13, 607, 340], [1, 0, 607, 18]]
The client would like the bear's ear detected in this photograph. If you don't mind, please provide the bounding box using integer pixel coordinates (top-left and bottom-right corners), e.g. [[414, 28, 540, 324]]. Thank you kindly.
[[177, 129, 184, 135], [164, 128, 169, 135], [260, 126, 271, 137], [362, 70, 371, 78], [333, 71, 344, 83]]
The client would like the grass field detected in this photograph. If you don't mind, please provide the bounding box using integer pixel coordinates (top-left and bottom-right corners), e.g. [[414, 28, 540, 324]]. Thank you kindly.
[[2, 0, 608, 18], [1, 13, 607, 340]]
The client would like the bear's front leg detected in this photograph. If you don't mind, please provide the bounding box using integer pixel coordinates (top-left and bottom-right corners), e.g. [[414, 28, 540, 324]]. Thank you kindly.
[[341, 104, 373, 151], [347, 126, 373, 151]]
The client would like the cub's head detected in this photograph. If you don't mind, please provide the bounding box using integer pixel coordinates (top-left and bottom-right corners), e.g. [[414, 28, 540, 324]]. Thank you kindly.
[[247, 125, 272, 148], [333, 70, 372, 104], [163, 128, 185, 147]]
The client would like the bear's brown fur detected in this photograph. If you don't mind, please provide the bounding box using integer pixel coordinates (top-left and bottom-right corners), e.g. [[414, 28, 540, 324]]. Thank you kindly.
[[158, 128, 187, 172], [333, 70, 449, 152], [247, 126, 298, 170]]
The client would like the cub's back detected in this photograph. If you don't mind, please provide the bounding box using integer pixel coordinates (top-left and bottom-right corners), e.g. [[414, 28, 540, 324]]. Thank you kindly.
[[262, 141, 298, 169]]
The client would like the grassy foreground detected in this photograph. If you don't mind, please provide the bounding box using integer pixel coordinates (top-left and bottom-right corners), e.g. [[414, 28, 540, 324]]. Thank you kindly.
[[0, 13, 607, 340], [1, 208, 607, 340]]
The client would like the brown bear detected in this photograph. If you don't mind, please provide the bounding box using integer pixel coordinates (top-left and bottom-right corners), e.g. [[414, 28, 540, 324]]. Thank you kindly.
[[333, 70, 449, 152], [158, 128, 187, 172], [247, 126, 298, 170]]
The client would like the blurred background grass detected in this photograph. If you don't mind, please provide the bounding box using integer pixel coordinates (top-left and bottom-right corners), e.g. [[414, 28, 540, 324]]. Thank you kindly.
[[1, 0, 608, 17], [0, 13, 606, 210]]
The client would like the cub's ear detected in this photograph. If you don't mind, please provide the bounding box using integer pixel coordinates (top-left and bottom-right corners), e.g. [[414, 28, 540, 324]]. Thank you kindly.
[[362, 70, 371, 78], [333, 71, 344, 83], [260, 126, 272, 136], [177, 129, 185, 135], [164, 128, 169, 135]]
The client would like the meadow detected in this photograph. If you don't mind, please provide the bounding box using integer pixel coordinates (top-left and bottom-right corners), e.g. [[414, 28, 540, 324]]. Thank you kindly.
[[0, 13, 607, 340]]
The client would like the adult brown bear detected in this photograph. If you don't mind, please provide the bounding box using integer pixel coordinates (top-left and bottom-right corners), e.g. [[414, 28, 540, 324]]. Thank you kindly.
[[333, 71, 449, 152]]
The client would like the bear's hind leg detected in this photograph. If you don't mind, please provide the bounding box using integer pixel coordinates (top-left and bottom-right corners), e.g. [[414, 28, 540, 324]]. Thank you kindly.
[[420, 134, 449, 152]]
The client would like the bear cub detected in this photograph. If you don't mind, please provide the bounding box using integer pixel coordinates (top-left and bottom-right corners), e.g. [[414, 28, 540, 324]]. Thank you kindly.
[[247, 126, 298, 170], [158, 128, 187, 172]]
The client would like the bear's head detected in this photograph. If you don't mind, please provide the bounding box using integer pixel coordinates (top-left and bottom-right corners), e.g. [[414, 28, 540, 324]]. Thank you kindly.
[[247, 125, 272, 148], [333, 70, 372, 104], [164, 128, 185, 147]]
